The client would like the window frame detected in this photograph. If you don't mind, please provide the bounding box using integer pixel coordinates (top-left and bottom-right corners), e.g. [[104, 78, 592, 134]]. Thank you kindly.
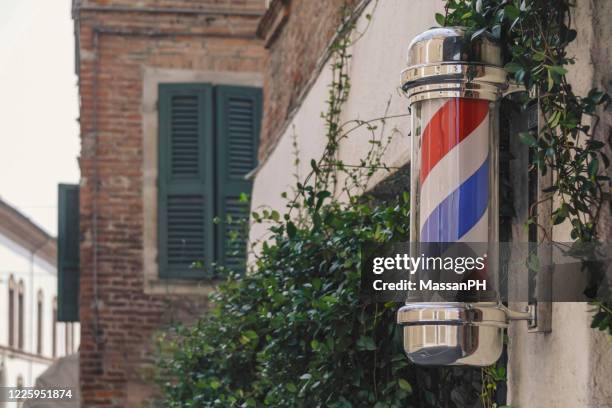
[[141, 68, 263, 295], [156, 82, 261, 280]]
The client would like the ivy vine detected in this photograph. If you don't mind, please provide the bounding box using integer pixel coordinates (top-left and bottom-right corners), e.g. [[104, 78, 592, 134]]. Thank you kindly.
[[437, 0, 611, 336]]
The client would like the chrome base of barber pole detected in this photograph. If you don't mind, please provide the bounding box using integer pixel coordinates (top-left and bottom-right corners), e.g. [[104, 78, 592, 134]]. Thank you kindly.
[[397, 302, 535, 366]]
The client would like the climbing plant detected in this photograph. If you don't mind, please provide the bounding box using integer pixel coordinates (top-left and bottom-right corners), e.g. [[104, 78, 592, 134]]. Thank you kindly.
[[437, 0, 611, 336], [155, 4, 500, 407]]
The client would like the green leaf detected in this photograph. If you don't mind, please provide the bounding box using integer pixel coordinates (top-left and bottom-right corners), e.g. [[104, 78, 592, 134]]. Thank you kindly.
[[504, 4, 520, 20], [588, 158, 599, 177], [356, 336, 377, 351], [286, 221, 297, 238], [435, 12, 445, 26], [547, 70, 554, 91], [310, 159, 320, 174], [586, 140, 604, 149], [495, 366, 507, 380], [598, 314, 611, 331], [504, 62, 523, 73], [315, 190, 332, 211], [552, 210, 566, 225], [527, 252, 540, 271], [519, 131, 537, 147], [239, 330, 259, 345], [548, 65, 568, 75], [397, 378, 413, 393]]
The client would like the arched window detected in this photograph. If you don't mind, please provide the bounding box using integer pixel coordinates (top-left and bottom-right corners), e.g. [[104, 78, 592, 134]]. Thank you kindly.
[[8, 275, 15, 347], [37, 290, 44, 355], [17, 281, 24, 350], [52, 297, 57, 358]]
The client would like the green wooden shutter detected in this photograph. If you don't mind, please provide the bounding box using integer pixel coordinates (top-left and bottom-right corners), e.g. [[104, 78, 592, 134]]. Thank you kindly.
[[158, 84, 215, 278], [214, 85, 262, 275], [57, 184, 80, 322]]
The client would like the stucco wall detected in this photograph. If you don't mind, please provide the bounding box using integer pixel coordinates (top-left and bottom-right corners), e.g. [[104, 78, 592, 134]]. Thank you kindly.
[[249, 0, 443, 246], [507, 1, 612, 407]]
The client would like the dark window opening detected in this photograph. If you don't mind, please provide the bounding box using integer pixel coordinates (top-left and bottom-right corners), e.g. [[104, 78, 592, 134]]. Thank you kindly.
[[8, 276, 15, 347], [17, 281, 24, 350], [37, 290, 44, 355]]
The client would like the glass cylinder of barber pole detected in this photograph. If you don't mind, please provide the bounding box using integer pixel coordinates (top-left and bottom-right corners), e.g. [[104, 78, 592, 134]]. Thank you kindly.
[[410, 94, 500, 301], [396, 27, 513, 366], [402, 27, 509, 302]]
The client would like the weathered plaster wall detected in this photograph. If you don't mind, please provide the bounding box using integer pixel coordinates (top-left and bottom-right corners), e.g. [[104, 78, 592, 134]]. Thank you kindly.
[[507, 1, 612, 407], [249, 0, 443, 247]]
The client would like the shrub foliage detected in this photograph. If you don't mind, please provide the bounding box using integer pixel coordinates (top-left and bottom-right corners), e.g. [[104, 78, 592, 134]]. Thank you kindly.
[[156, 194, 484, 407]]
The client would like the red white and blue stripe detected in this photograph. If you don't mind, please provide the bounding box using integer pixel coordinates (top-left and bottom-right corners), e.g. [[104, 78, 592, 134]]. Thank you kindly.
[[419, 98, 490, 243]]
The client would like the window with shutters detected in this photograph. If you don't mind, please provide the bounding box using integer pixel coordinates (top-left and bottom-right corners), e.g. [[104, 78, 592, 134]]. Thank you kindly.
[[158, 83, 261, 279], [57, 184, 80, 322]]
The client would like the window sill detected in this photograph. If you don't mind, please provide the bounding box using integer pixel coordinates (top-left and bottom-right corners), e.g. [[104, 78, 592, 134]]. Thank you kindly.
[[144, 278, 219, 296]]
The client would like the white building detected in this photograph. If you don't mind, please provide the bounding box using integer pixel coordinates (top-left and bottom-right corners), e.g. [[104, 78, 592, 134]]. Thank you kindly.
[[0, 198, 80, 392]]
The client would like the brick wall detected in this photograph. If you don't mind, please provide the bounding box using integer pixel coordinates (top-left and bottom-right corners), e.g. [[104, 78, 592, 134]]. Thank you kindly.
[[78, 0, 264, 11], [257, 0, 358, 159], [75, 2, 265, 406]]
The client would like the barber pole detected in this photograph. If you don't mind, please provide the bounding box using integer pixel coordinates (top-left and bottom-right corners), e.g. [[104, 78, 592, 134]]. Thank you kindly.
[[395, 27, 528, 366]]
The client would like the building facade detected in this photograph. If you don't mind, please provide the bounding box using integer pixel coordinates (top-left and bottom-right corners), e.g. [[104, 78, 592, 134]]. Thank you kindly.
[[252, 0, 612, 407], [71, 0, 266, 406], [0, 198, 79, 395]]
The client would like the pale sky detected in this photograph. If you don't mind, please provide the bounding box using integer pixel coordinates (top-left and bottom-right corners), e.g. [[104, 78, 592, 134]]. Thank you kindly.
[[0, 0, 80, 236]]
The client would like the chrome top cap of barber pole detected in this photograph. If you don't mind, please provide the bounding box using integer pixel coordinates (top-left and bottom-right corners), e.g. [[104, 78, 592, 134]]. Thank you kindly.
[[401, 27, 508, 105]]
